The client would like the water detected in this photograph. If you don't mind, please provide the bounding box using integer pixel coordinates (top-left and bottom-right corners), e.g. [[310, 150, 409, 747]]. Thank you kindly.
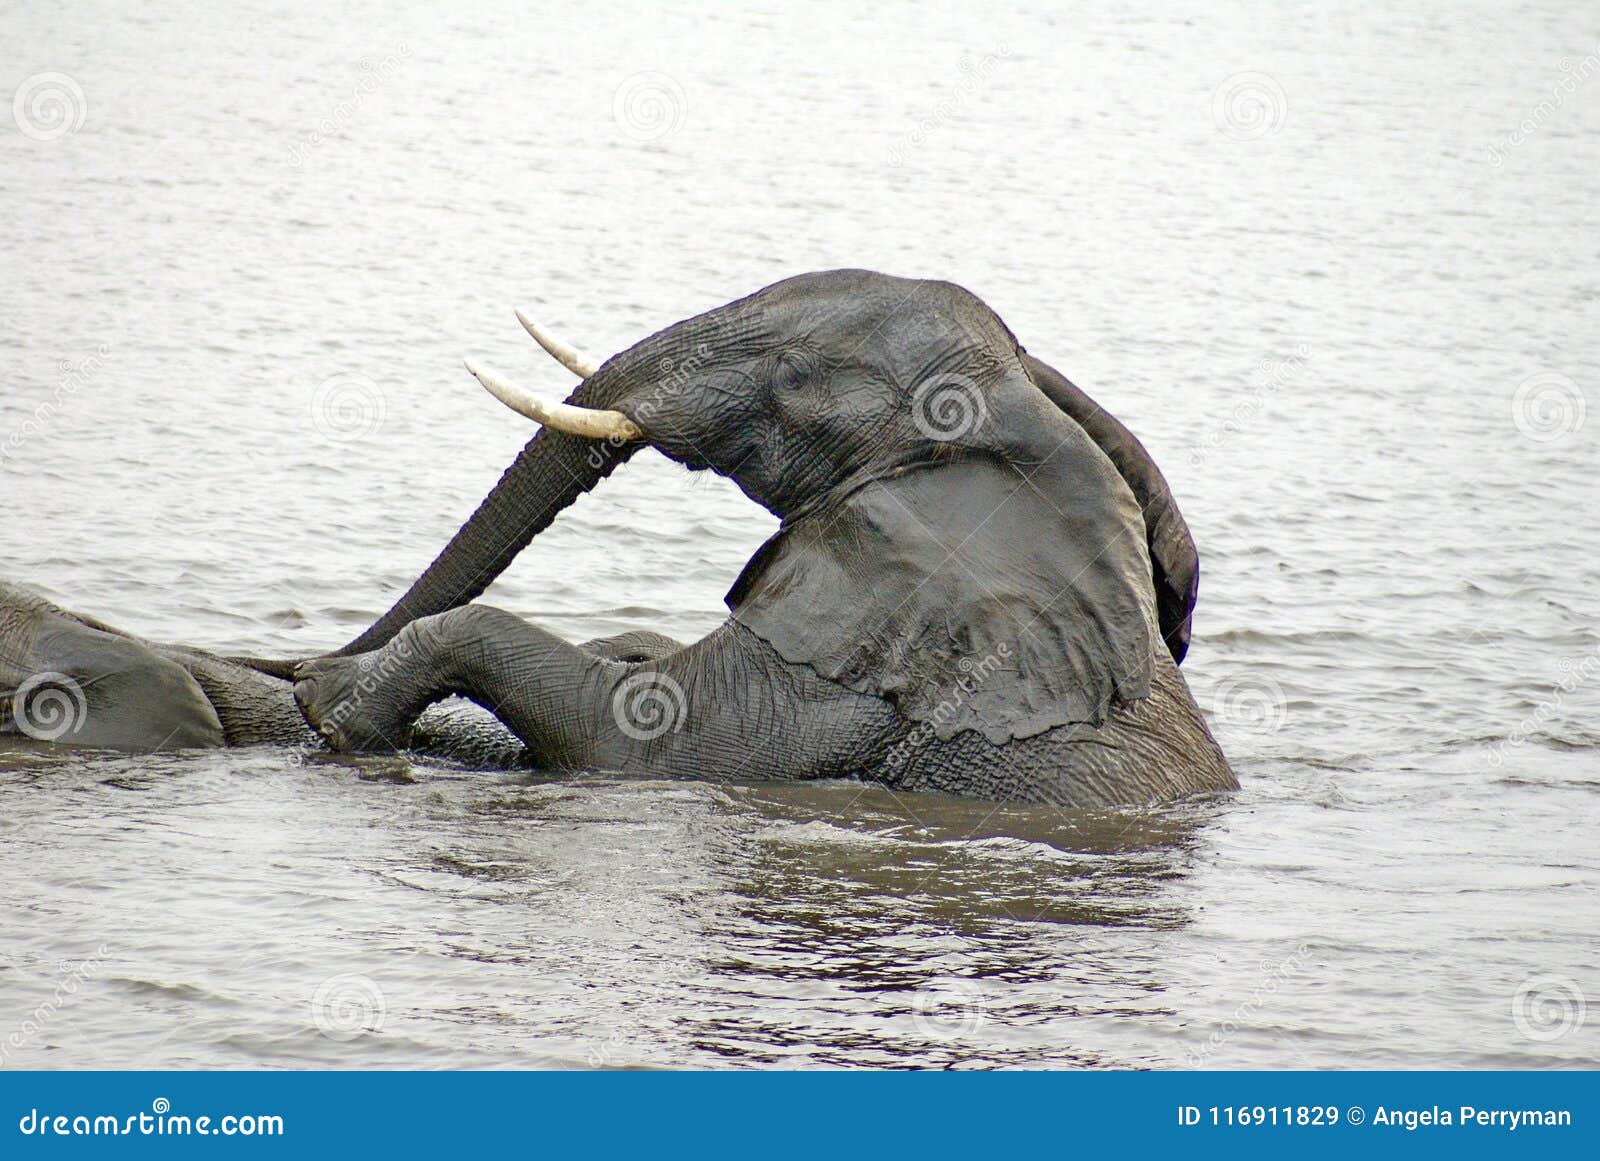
[[2, 0, 1596, 1068]]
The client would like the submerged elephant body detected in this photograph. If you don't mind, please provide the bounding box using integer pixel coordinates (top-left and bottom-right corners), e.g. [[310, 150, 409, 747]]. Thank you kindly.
[[10, 270, 1238, 806]]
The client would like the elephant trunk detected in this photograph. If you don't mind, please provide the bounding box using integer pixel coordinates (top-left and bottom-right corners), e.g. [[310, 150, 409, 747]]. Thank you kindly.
[[221, 329, 646, 681], [333, 420, 635, 659]]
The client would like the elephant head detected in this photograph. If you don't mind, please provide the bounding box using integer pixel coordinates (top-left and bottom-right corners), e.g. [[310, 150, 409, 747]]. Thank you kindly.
[[339, 270, 1196, 741]]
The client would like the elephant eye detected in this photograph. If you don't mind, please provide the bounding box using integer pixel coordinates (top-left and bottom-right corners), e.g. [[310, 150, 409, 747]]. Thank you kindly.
[[773, 352, 808, 392]]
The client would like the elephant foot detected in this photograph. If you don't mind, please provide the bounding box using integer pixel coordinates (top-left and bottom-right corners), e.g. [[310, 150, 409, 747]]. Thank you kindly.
[[293, 654, 415, 753]]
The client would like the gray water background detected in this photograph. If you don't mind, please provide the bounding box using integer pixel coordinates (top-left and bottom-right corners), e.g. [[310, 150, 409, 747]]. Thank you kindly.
[[1, 0, 1596, 1067]]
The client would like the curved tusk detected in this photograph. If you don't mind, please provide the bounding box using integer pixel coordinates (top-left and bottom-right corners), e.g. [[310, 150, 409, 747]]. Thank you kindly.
[[464, 360, 642, 441], [515, 310, 602, 379]]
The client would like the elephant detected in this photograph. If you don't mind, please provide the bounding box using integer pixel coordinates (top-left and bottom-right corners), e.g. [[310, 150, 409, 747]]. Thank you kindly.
[[289, 269, 1237, 807], [0, 577, 678, 764]]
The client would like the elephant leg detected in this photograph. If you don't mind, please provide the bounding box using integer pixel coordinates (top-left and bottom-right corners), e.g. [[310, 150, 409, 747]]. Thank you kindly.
[[295, 605, 905, 781], [294, 604, 612, 764]]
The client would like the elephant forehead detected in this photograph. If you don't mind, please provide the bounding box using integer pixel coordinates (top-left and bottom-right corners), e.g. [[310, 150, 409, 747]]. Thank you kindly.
[[746, 273, 999, 353]]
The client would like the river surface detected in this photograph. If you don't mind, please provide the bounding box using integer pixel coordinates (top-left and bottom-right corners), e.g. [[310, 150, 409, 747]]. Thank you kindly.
[[2, 0, 1597, 1068]]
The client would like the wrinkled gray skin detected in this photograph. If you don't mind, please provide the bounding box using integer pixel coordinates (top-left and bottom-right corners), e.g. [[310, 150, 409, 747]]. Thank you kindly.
[[0, 578, 675, 765], [291, 270, 1236, 807]]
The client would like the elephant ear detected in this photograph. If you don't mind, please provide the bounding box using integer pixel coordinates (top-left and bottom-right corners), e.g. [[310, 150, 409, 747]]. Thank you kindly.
[[1020, 352, 1199, 664], [725, 383, 1158, 744]]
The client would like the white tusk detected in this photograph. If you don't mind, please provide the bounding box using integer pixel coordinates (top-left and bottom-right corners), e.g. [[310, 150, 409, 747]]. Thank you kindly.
[[464, 360, 642, 441], [515, 310, 602, 378]]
